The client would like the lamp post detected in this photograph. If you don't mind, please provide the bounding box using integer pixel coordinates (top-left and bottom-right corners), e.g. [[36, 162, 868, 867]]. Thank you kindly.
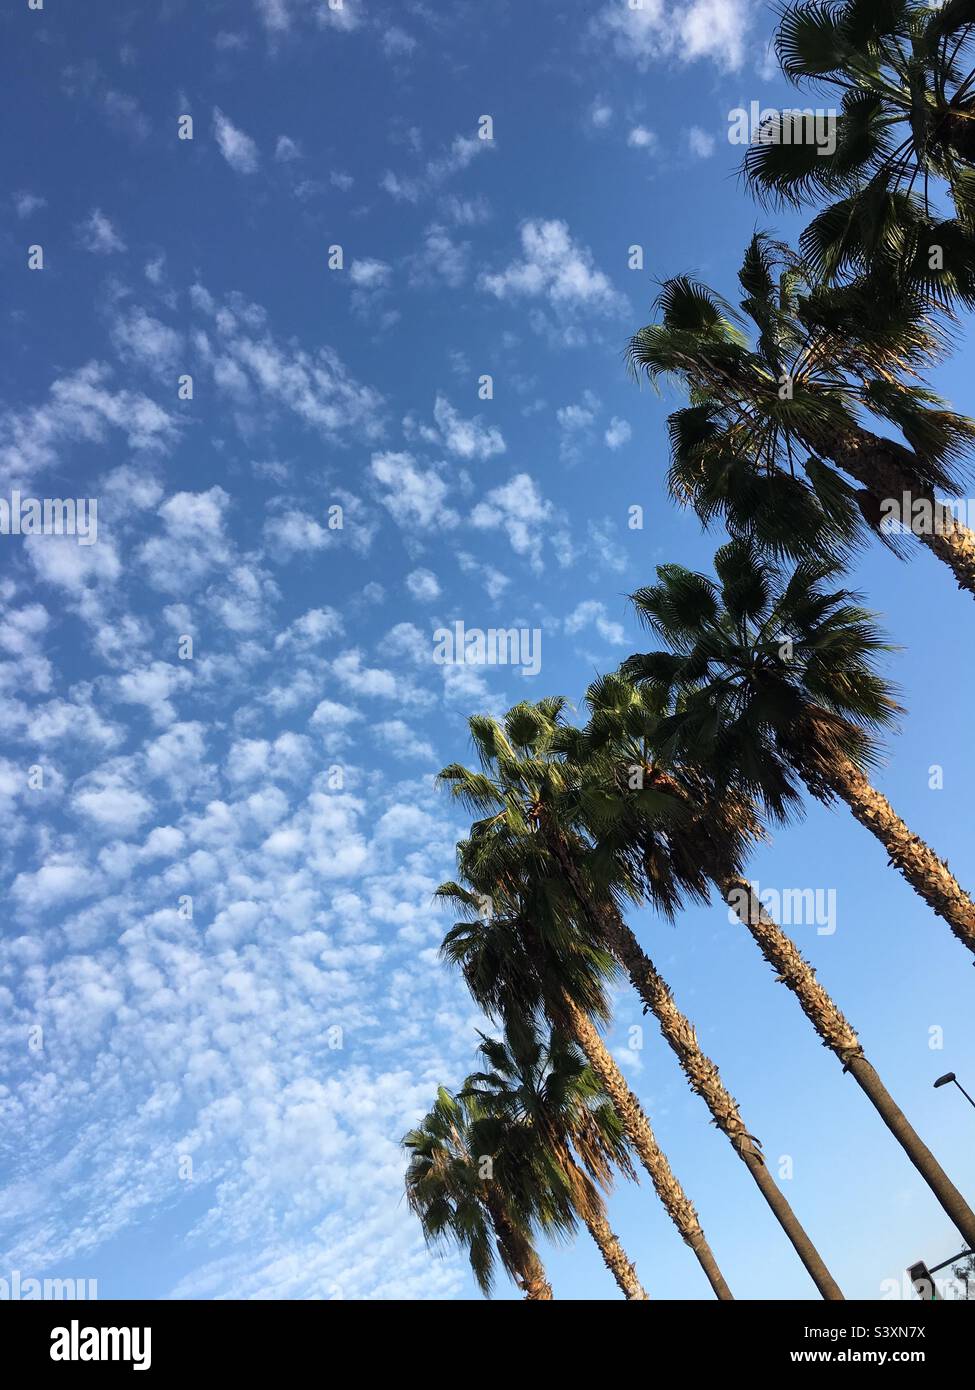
[[934, 1072, 975, 1113], [908, 1249, 974, 1301]]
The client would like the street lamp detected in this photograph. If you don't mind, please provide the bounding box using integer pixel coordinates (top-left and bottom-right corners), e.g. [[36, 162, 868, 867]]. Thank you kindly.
[[934, 1072, 975, 1112]]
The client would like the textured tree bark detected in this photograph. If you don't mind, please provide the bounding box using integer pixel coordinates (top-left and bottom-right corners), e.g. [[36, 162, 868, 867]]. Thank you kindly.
[[562, 994, 733, 1300], [560, 1147, 649, 1300], [721, 874, 975, 1251], [485, 1191, 553, 1301], [822, 758, 975, 957], [544, 830, 844, 1300], [594, 899, 845, 1301], [516, 1253, 555, 1302], [581, 1205, 649, 1301], [811, 423, 975, 597]]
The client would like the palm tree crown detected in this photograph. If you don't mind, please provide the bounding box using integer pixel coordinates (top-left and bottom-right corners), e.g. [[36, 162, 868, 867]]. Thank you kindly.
[[403, 1081, 562, 1299], [627, 234, 975, 592], [745, 1, 975, 229], [622, 537, 897, 819], [622, 537, 975, 955], [461, 1027, 638, 1243]]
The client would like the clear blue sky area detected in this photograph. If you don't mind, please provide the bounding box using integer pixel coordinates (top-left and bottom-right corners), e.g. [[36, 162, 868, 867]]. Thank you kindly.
[[1, 0, 972, 1301]]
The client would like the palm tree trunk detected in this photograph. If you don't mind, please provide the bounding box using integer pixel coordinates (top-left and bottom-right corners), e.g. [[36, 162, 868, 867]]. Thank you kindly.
[[560, 1145, 649, 1300], [561, 992, 733, 1300], [514, 1250, 554, 1302], [485, 1190, 554, 1300], [818, 757, 975, 957], [813, 422, 975, 597], [581, 1206, 649, 1301], [595, 902, 845, 1300], [543, 833, 844, 1299], [721, 873, 975, 1251]]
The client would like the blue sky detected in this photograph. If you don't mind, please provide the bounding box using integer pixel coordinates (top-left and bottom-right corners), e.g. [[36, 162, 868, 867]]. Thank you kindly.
[[1, 0, 974, 1302]]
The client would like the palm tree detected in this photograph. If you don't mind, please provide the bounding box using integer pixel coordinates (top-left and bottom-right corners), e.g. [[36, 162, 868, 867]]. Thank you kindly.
[[439, 704, 845, 1300], [437, 858, 734, 1299], [626, 235, 975, 596], [790, 182, 975, 312], [463, 1027, 649, 1299], [403, 1084, 555, 1299], [744, 2, 975, 227], [574, 667, 975, 1253], [623, 537, 975, 957]]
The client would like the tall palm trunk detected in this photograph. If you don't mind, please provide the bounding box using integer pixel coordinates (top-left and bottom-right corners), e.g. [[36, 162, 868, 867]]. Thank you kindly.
[[818, 756, 975, 957], [720, 873, 975, 1251], [561, 992, 733, 1300], [517, 908, 732, 1297], [559, 1142, 649, 1300], [810, 421, 975, 597], [544, 833, 844, 1300], [581, 1206, 648, 1301], [484, 1190, 553, 1300]]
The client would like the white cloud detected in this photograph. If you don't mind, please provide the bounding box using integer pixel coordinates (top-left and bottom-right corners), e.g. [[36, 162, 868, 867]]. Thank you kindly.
[[0, 362, 177, 493], [369, 451, 458, 531], [333, 650, 433, 707], [14, 191, 46, 219], [143, 721, 211, 795], [480, 220, 627, 329], [605, 416, 632, 449], [25, 536, 122, 593], [405, 569, 440, 602], [161, 487, 229, 537], [599, 0, 752, 73], [375, 802, 435, 842], [374, 720, 435, 762], [331, 650, 399, 700], [264, 508, 334, 557], [590, 101, 613, 129], [381, 129, 492, 204], [213, 108, 260, 173], [11, 856, 98, 911], [226, 733, 312, 785], [456, 551, 510, 600], [408, 225, 470, 288], [254, 0, 362, 29], [111, 308, 182, 372], [587, 517, 629, 573], [440, 194, 490, 227], [72, 770, 154, 834], [557, 392, 600, 464], [688, 125, 716, 157], [627, 125, 658, 151], [205, 561, 279, 635], [349, 258, 392, 289], [275, 135, 301, 162], [309, 698, 362, 732], [564, 599, 627, 645], [274, 607, 344, 650], [140, 486, 232, 593], [192, 287, 385, 443], [319, 0, 361, 30], [77, 209, 126, 254], [407, 395, 505, 462], [115, 661, 192, 726], [470, 473, 558, 573], [382, 26, 417, 59]]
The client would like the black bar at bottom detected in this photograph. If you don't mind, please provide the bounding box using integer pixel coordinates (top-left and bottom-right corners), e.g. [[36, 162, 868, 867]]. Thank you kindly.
[[0, 1296, 969, 1374]]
